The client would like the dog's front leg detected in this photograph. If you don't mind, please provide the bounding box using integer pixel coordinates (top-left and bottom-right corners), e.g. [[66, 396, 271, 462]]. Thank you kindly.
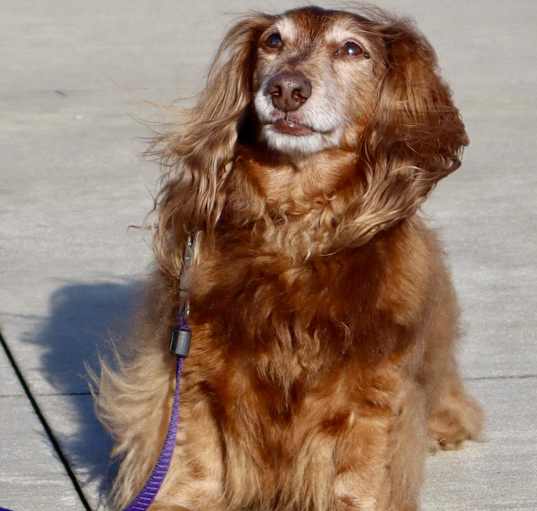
[[332, 380, 427, 511], [149, 396, 227, 511], [421, 267, 484, 452]]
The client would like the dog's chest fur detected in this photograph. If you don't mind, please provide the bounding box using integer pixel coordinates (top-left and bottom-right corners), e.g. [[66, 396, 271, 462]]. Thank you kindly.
[[190, 221, 426, 404], [181, 220, 431, 508]]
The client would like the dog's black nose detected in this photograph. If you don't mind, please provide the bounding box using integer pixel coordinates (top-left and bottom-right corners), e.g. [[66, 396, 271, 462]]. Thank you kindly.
[[266, 71, 312, 112]]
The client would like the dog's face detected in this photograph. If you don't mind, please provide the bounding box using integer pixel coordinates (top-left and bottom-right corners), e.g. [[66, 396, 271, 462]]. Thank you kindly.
[[253, 8, 386, 155]]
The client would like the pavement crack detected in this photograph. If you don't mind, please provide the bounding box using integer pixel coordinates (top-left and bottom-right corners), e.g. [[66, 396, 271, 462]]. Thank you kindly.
[[465, 374, 537, 382]]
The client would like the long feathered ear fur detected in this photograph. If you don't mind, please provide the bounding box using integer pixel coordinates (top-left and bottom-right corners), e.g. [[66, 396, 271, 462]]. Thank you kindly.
[[371, 17, 469, 182], [334, 15, 469, 250], [150, 14, 274, 276]]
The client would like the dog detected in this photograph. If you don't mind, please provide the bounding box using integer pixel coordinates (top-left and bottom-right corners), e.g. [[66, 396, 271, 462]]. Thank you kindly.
[[96, 5, 484, 510]]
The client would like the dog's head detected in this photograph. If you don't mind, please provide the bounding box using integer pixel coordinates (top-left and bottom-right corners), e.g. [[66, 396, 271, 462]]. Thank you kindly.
[[154, 6, 468, 268], [252, 7, 386, 155]]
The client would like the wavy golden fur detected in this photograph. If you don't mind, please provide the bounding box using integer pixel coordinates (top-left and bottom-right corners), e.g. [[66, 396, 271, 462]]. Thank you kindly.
[[96, 5, 483, 510]]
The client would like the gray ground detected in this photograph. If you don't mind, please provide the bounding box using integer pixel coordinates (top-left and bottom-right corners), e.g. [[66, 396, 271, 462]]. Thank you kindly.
[[1, 1, 536, 510]]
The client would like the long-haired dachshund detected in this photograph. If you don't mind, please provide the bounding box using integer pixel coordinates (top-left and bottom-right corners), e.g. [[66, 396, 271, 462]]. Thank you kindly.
[[96, 6, 484, 511]]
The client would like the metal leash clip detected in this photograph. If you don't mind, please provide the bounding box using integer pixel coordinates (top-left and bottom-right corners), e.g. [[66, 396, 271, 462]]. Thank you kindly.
[[170, 234, 194, 358]]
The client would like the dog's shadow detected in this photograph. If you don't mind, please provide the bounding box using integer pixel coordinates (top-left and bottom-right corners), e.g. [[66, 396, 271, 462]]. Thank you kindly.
[[23, 278, 146, 508]]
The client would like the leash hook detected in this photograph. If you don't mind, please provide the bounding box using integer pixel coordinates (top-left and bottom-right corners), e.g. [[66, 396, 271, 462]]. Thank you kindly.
[[170, 234, 194, 357]]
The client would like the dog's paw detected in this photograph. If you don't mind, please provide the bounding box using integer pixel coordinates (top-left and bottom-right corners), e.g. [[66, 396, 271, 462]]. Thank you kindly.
[[337, 495, 417, 511], [428, 394, 484, 452], [336, 495, 377, 511]]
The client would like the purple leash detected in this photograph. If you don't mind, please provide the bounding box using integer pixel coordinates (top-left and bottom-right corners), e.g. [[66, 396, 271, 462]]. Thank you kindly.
[[124, 236, 195, 511], [124, 316, 192, 511], [123, 356, 186, 511]]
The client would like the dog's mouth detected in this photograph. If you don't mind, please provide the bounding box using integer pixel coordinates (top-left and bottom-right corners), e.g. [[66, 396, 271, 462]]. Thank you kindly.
[[271, 118, 315, 137]]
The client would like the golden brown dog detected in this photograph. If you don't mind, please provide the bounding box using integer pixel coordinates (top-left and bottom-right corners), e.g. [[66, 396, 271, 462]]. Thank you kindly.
[[96, 6, 484, 510]]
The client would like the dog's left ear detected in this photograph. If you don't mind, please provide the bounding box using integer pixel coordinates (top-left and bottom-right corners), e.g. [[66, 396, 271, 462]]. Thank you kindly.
[[359, 19, 468, 221], [339, 19, 468, 249], [375, 19, 469, 174]]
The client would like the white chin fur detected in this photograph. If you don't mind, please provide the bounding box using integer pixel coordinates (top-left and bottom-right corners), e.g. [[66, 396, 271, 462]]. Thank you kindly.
[[254, 87, 343, 155], [260, 125, 342, 154]]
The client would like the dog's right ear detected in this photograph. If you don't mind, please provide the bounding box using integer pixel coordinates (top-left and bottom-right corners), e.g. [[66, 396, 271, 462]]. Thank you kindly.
[[150, 14, 274, 277]]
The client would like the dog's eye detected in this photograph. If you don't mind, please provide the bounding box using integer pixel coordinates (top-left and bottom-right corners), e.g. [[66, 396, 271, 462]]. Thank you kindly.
[[336, 41, 370, 59], [265, 32, 283, 49], [343, 41, 363, 56]]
